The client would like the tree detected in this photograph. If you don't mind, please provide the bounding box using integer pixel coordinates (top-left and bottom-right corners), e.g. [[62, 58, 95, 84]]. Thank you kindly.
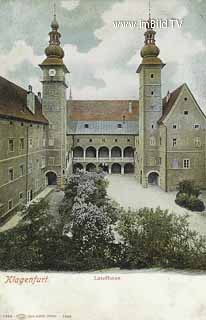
[[117, 207, 206, 270], [59, 171, 120, 270]]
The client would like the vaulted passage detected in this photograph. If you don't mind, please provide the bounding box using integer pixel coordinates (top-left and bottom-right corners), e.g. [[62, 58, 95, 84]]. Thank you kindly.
[[46, 171, 57, 185], [86, 163, 96, 172], [111, 163, 121, 174], [124, 163, 134, 174], [73, 163, 83, 173], [148, 172, 159, 185], [99, 163, 109, 173]]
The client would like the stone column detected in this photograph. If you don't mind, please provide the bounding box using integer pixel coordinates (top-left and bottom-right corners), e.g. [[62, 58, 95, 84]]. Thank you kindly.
[[83, 149, 86, 161], [121, 165, 124, 175]]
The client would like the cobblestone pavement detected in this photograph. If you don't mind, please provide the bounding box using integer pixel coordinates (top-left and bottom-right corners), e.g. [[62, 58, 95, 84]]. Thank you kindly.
[[106, 175, 206, 236]]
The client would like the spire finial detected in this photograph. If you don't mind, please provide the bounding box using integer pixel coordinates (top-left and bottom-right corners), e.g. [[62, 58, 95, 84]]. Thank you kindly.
[[149, 0, 151, 20], [54, 1, 56, 17]]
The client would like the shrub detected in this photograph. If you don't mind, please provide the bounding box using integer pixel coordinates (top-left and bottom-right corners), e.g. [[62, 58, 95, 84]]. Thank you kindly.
[[187, 196, 205, 212], [175, 193, 190, 208], [176, 180, 204, 212]]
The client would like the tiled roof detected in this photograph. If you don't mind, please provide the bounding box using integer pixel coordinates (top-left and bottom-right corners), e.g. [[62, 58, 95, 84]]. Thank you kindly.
[[158, 84, 184, 124], [67, 100, 139, 121], [67, 120, 138, 135], [0, 76, 48, 124]]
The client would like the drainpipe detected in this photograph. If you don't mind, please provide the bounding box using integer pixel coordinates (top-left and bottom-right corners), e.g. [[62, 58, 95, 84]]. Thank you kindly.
[[25, 124, 29, 202], [165, 125, 168, 192]]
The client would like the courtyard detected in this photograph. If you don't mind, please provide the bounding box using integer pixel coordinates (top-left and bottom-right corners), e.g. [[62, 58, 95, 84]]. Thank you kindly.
[[107, 175, 206, 236], [1, 174, 206, 237]]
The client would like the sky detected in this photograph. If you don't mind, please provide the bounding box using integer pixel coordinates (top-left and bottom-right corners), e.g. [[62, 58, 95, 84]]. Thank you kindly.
[[0, 0, 206, 110]]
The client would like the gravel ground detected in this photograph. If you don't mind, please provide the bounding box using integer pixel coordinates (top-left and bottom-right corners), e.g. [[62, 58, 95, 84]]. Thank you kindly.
[[107, 175, 206, 236]]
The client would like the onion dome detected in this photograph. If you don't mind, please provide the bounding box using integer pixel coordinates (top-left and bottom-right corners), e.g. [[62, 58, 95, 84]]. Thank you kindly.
[[140, 19, 160, 58], [44, 14, 64, 59]]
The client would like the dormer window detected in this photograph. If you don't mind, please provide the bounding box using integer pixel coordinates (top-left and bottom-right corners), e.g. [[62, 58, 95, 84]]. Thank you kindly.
[[172, 124, 177, 129], [84, 124, 89, 128], [117, 124, 122, 128], [194, 124, 200, 129]]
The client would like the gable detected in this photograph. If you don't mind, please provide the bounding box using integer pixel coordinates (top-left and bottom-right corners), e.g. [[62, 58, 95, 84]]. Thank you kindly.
[[160, 84, 206, 127]]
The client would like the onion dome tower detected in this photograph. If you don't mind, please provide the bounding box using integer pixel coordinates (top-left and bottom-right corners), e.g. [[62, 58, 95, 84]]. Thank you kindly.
[[39, 10, 69, 189], [136, 4, 166, 189]]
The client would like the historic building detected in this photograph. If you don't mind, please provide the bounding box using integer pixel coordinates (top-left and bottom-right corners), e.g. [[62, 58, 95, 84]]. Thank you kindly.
[[0, 14, 205, 221]]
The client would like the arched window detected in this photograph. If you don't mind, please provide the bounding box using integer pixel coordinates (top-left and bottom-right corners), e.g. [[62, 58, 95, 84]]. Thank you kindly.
[[86, 147, 96, 158], [111, 147, 122, 158], [98, 147, 109, 158], [73, 147, 84, 158]]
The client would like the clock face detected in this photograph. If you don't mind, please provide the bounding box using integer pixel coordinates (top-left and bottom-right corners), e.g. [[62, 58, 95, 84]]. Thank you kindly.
[[49, 69, 56, 77]]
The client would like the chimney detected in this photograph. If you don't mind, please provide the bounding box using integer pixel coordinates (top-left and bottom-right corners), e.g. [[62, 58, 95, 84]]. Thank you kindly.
[[27, 85, 35, 114], [128, 101, 132, 113], [28, 85, 32, 93], [37, 92, 42, 103], [123, 115, 126, 124], [166, 91, 171, 103]]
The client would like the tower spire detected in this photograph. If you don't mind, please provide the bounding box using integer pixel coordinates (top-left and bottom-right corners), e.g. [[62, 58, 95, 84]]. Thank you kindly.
[[149, 0, 151, 20]]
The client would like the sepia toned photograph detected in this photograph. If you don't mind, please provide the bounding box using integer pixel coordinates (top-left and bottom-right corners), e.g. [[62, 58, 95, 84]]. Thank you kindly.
[[0, 0, 206, 318]]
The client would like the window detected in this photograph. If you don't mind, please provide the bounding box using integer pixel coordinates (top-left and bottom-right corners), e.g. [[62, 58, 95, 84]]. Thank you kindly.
[[150, 137, 156, 146], [19, 192, 23, 200], [184, 110, 188, 115], [194, 137, 201, 147], [89, 139, 92, 142], [172, 124, 177, 129], [20, 138, 24, 150], [151, 91, 154, 95], [127, 139, 130, 142], [29, 138, 33, 148], [10, 121, 13, 125], [84, 124, 89, 128], [118, 124, 122, 128], [172, 138, 177, 147], [115, 139, 118, 143], [8, 168, 14, 181], [151, 74, 154, 78], [172, 159, 179, 169], [183, 159, 190, 169], [159, 157, 162, 165], [159, 137, 162, 145], [194, 124, 200, 129], [21, 122, 24, 127], [49, 139, 54, 146], [77, 139, 80, 143], [20, 164, 24, 177], [8, 200, 13, 210], [151, 124, 154, 129], [184, 97, 188, 101], [8, 139, 14, 152]]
